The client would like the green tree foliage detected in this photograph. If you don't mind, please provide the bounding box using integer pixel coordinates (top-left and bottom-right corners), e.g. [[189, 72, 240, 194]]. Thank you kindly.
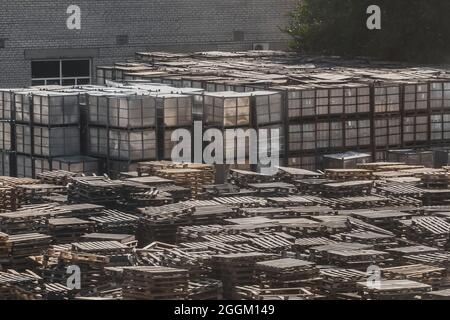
[[286, 0, 450, 63]]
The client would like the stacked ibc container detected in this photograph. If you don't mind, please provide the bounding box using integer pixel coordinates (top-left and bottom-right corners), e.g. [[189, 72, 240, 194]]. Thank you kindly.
[[282, 84, 372, 170], [15, 91, 81, 178], [373, 83, 402, 161], [87, 91, 157, 176], [157, 93, 195, 160], [430, 81, 450, 145], [402, 83, 430, 148], [0, 90, 14, 176], [203, 91, 253, 171], [202, 90, 283, 172]]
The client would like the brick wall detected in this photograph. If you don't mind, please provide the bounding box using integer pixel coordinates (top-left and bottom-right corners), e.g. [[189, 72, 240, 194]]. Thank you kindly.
[[0, 0, 299, 87]]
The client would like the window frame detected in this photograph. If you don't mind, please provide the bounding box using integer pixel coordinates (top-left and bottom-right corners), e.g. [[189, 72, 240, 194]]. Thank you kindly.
[[31, 58, 91, 86]]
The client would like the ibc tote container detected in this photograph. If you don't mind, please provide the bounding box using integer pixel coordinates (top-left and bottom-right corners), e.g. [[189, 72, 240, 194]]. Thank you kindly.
[[374, 85, 400, 113], [284, 86, 316, 119], [403, 115, 429, 143], [88, 92, 157, 128], [203, 91, 251, 128], [14, 91, 33, 123], [430, 81, 450, 111], [374, 117, 401, 147], [316, 120, 343, 149], [33, 126, 80, 157], [109, 129, 156, 161], [404, 83, 428, 112], [89, 127, 157, 161], [155, 93, 193, 128], [0, 122, 12, 151], [163, 128, 192, 160], [32, 92, 80, 125], [251, 91, 282, 126], [430, 114, 450, 141], [16, 154, 33, 178], [344, 119, 371, 148], [0, 151, 12, 176], [288, 123, 316, 152], [52, 155, 99, 174], [15, 124, 32, 154], [0, 90, 14, 120]]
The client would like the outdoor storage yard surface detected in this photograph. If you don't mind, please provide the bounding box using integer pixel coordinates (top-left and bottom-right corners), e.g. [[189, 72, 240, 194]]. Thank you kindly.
[[1, 51, 450, 300], [2, 163, 450, 300]]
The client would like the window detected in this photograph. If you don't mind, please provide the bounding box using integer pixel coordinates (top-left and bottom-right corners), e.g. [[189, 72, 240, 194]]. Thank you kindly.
[[31, 59, 91, 86]]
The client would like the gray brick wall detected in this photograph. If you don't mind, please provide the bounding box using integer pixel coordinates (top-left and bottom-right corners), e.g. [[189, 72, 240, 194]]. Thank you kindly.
[[0, 0, 299, 87]]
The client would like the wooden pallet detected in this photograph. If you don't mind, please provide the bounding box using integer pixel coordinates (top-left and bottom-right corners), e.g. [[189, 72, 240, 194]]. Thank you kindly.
[[235, 285, 323, 300], [382, 264, 448, 289], [421, 172, 450, 189], [37, 170, 79, 186], [324, 169, 373, 181], [122, 266, 189, 300], [88, 209, 139, 234], [319, 267, 366, 295], [357, 162, 405, 171], [187, 279, 223, 300], [255, 258, 320, 289], [0, 186, 17, 212], [0, 233, 52, 270], [211, 252, 277, 299], [48, 218, 95, 244], [356, 279, 431, 300]]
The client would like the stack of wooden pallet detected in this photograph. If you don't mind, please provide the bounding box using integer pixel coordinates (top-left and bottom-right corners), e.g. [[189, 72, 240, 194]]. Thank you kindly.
[[157, 184, 191, 202], [230, 169, 276, 188], [255, 258, 320, 289], [0, 205, 69, 234], [0, 176, 40, 208], [37, 170, 79, 186], [309, 243, 392, 270], [324, 169, 373, 181], [187, 279, 223, 300], [0, 186, 17, 212], [293, 237, 339, 253], [404, 252, 450, 273], [319, 268, 367, 296], [321, 181, 374, 197], [138, 202, 195, 244], [421, 172, 450, 189], [54, 247, 114, 294], [211, 252, 277, 299], [235, 285, 323, 300], [71, 240, 133, 266], [350, 210, 412, 231], [357, 162, 405, 171], [248, 182, 296, 196], [331, 231, 398, 249], [136, 161, 174, 176], [382, 264, 447, 289], [136, 245, 213, 279], [16, 184, 67, 204], [88, 209, 139, 234], [245, 233, 295, 253], [0, 232, 52, 269], [356, 279, 431, 300], [176, 225, 226, 243], [399, 216, 450, 248], [122, 266, 189, 300], [156, 169, 206, 199], [67, 176, 124, 205], [0, 270, 42, 300], [48, 218, 95, 244]]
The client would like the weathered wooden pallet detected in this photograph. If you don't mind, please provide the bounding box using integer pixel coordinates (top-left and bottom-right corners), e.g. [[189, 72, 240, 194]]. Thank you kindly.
[[356, 279, 431, 300]]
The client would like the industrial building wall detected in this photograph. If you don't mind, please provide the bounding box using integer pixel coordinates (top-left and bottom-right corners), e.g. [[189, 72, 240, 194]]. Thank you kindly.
[[0, 0, 298, 87]]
